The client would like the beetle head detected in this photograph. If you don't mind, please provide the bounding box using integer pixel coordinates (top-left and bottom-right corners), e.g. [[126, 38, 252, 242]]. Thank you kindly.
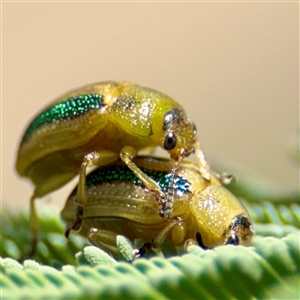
[[156, 108, 197, 161], [224, 215, 254, 246], [190, 183, 254, 249]]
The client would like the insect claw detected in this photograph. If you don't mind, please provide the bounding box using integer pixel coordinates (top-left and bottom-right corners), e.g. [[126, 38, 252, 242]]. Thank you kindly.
[[158, 210, 166, 218], [219, 172, 236, 185], [132, 249, 141, 259], [134, 242, 152, 258], [165, 210, 172, 219], [65, 228, 71, 238]]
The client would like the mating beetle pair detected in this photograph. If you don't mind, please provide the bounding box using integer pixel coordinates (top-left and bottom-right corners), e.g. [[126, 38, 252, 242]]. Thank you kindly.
[[15, 81, 252, 257]]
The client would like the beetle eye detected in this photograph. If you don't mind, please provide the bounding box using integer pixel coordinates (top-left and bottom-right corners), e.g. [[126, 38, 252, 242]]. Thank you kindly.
[[196, 232, 208, 250], [164, 132, 177, 150], [225, 234, 239, 245]]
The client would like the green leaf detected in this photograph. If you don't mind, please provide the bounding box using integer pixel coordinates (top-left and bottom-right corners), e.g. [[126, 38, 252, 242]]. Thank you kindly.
[[76, 246, 117, 267], [1, 234, 299, 299]]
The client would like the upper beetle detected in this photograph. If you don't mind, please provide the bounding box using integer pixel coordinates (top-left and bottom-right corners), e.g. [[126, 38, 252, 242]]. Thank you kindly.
[[15, 81, 211, 256]]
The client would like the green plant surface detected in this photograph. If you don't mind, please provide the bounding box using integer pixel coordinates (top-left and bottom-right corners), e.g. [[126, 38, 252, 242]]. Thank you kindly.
[[1, 233, 299, 300], [1, 163, 299, 299]]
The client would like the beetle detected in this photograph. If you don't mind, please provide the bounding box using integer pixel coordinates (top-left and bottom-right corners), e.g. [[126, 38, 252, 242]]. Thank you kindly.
[[15, 81, 212, 256], [61, 156, 254, 258]]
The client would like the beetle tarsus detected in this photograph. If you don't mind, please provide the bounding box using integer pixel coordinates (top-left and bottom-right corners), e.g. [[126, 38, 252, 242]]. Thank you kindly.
[[219, 172, 236, 185], [135, 242, 152, 258]]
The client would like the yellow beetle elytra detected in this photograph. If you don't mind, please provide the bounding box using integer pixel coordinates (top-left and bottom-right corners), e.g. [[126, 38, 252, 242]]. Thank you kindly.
[[15, 81, 212, 256], [61, 157, 254, 258]]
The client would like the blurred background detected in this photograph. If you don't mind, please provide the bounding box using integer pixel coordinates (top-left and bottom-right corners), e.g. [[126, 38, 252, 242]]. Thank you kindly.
[[2, 2, 299, 211]]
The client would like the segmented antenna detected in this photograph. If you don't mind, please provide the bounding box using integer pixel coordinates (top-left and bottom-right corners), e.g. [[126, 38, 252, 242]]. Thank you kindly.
[[158, 160, 180, 218]]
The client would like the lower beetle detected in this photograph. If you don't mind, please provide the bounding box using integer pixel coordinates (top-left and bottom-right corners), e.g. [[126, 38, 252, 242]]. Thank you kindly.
[[61, 157, 254, 257]]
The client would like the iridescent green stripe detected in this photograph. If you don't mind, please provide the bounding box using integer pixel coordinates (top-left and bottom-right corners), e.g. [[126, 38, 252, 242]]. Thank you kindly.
[[22, 94, 104, 142], [84, 166, 190, 195]]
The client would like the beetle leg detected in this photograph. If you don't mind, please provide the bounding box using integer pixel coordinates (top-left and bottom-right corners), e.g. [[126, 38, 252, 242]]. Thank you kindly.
[[65, 206, 83, 238], [77, 150, 119, 206], [87, 227, 122, 257], [140, 145, 157, 155], [20, 193, 43, 260], [133, 242, 154, 258], [120, 146, 166, 210], [193, 140, 211, 181], [21, 171, 79, 260], [135, 217, 185, 258], [153, 217, 185, 247], [25, 195, 38, 259], [194, 141, 236, 185]]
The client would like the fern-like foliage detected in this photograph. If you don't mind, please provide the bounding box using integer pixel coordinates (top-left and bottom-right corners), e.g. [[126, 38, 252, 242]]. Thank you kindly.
[[1, 233, 299, 299], [1, 163, 299, 299]]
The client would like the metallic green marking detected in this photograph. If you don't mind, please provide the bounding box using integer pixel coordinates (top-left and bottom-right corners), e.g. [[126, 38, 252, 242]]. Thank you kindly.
[[22, 94, 104, 142], [83, 166, 190, 196]]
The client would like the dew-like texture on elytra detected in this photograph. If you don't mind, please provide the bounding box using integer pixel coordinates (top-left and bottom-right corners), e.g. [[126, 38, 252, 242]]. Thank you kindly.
[[82, 165, 191, 196], [22, 94, 104, 142]]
